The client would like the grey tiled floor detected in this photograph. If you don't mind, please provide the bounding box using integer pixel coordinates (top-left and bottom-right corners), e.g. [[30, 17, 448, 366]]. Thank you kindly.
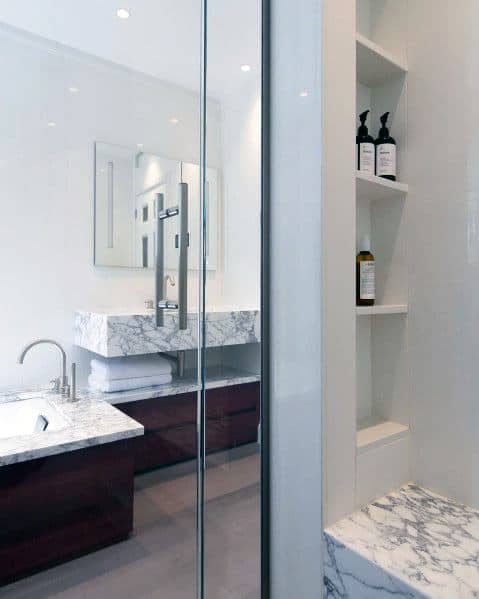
[[2, 445, 260, 599]]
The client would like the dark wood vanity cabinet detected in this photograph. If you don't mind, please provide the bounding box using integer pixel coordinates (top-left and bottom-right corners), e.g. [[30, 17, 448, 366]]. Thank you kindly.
[[0, 383, 259, 585], [0, 440, 134, 586], [116, 382, 260, 473]]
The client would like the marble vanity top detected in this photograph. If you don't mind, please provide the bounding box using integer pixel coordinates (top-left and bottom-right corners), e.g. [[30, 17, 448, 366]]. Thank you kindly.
[[0, 391, 143, 466], [74, 308, 260, 357], [84, 366, 260, 406], [324, 483, 479, 598]]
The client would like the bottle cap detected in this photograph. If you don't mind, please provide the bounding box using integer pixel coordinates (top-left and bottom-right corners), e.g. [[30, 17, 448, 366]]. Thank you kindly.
[[359, 235, 371, 252], [378, 112, 390, 138], [358, 110, 370, 136]]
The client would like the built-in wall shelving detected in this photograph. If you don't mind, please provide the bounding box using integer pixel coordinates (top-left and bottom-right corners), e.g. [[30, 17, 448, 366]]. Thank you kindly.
[[356, 33, 408, 87], [356, 304, 408, 316], [356, 172, 408, 202], [354, 0, 410, 505], [357, 420, 409, 453]]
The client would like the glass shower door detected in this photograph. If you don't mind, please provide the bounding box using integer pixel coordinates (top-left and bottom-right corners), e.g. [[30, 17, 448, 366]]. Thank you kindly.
[[0, 2, 205, 597], [199, 1, 263, 597]]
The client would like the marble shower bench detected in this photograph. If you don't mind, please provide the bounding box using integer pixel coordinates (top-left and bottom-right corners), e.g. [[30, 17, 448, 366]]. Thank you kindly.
[[74, 308, 260, 357], [324, 484, 479, 598]]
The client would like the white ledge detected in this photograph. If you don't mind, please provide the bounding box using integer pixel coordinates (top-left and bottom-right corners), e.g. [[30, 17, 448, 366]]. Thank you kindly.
[[356, 304, 408, 316], [356, 172, 408, 202], [357, 420, 409, 454]]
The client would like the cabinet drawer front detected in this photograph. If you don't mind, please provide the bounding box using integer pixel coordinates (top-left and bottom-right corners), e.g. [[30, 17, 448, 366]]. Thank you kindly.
[[120, 391, 196, 430], [119, 382, 260, 432], [205, 382, 260, 418]]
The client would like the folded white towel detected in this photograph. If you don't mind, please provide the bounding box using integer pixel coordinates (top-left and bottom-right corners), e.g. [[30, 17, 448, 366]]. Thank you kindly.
[[90, 354, 172, 382], [88, 373, 172, 393]]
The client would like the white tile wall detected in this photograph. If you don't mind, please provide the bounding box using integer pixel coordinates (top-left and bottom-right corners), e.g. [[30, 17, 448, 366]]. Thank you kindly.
[[356, 435, 410, 507]]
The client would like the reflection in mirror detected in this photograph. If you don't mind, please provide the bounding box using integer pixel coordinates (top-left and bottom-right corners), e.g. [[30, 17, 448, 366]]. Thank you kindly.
[[94, 142, 218, 270]]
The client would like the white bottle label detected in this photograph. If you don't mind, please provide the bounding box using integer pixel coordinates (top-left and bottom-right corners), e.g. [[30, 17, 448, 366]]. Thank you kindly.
[[377, 143, 397, 177], [360, 261, 375, 300], [358, 143, 375, 175]]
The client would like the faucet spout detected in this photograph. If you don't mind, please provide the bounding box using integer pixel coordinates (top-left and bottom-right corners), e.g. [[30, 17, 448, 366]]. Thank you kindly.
[[18, 339, 68, 393]]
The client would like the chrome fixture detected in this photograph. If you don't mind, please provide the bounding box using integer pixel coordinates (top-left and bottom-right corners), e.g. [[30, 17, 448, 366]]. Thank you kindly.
[[155, 187, 189, 377], [165, 350, 186, 378], [165, 274, 176, 292], [18, 339, 69, 396], [107, 161, 114, 248], [70, 362, 77, 401], [146, 275, 177, 311], [155, 186, 188, 328]]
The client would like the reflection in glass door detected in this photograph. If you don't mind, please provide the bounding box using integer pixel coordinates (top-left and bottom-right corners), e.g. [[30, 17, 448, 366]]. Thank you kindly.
[[201, 0, 263, 596], [0, 1, 204, 597], [0, 1, 264, 596]]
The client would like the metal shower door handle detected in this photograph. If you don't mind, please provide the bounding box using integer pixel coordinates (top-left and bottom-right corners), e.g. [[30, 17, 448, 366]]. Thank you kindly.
[[155, 184, 189, 330]]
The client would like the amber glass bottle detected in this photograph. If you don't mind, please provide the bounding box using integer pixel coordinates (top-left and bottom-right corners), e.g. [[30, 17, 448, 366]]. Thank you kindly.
[[356, 235, 375, 306]]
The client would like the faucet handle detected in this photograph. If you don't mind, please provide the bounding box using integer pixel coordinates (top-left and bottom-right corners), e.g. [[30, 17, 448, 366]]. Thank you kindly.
[[69, 363, 77, 401], [50, 377, 61, 393]]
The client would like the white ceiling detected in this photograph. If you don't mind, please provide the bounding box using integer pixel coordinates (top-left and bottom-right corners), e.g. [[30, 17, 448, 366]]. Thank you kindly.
[[0, 0, 260, 99]]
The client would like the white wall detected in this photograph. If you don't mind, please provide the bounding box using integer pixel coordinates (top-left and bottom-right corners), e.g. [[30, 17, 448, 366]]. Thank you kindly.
[[270, 0, 323, 596], [0, 22, 262, 392], [220, 80, 261, 309], [0, 25, 226, 390], [408, 1, 479, 506], [323, 0, 357, 525]]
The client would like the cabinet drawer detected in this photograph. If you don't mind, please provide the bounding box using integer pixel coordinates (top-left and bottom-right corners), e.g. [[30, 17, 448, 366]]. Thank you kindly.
[[205, 382, 260, 418], [120, 391, 196, 430], [119, 382, 260, 432]]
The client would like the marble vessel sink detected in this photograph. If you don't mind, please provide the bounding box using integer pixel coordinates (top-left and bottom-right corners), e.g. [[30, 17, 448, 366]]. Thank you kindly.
[[74, 308, 260, 357]]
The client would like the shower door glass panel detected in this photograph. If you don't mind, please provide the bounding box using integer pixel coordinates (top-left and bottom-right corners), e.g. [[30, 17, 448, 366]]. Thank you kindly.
[[202, 1, 262, 596], [0, 2, 203, 597]]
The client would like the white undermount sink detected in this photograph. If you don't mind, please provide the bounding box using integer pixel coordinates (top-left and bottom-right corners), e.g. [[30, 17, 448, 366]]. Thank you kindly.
[[0, 397, 70, 440]]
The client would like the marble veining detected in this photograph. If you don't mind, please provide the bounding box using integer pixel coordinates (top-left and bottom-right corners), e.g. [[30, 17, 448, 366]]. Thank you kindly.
[[74, 309, 260, 357], [83, 366, 260, 405], [324, 483, 479, 598], [0, 391, 143, 466]]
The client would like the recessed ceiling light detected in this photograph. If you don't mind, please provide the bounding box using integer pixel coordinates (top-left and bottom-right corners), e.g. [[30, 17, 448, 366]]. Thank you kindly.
[[299, 90, 309, 98], [116, 8, 130, 19], [47, 122, 56, 128], [136, 143, 144, 148], [240, 64, 251, 72], [170, 117, 179, 124], [48, 48, 57, 54], [68, 86, 79, 94]]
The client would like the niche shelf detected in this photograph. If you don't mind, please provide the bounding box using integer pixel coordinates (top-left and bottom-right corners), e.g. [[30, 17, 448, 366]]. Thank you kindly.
[[356, 172, 408, 202], [357, 420, 409, 454], [356, 33, 408, 87], [354, 10, 410, 508], [356, 304, 408, 316]]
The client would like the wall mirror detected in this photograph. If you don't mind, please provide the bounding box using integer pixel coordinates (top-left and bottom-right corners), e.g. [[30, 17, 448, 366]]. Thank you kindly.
[[94, 141, 219, 270]]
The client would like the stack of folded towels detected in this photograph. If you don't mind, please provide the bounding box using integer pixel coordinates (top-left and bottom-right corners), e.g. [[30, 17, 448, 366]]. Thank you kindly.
[[88, 354, 173, 393]]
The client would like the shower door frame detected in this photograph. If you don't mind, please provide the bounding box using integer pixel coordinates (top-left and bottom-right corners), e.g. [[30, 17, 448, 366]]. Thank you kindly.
[[195, 0, 272, 597]]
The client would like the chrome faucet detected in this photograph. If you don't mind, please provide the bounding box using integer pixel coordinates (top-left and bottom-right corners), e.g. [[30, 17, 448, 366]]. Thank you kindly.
[[165, 274, 176, 292], [18, 339, 69, 396]]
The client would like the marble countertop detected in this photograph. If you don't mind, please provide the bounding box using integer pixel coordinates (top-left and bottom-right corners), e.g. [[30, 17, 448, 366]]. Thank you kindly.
[[324, 483, 479, 598], [74, 308, 260, 357], [0, 391, 144, 467], [84, 366, 261, 405]]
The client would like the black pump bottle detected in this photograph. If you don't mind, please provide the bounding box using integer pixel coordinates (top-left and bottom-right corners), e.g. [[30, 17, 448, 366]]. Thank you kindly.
[[356, 110, 375, 175], [375, 112, 397, 181]]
